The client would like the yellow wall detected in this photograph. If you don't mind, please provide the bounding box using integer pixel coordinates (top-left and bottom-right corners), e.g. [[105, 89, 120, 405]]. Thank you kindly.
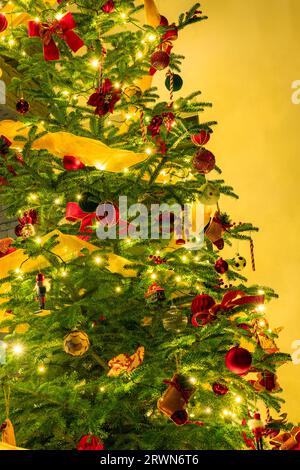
[[154, 0, 300, 422]]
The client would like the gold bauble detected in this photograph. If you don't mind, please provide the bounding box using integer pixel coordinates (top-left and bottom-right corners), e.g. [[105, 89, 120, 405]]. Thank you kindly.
[[64, 330, 90, 357]]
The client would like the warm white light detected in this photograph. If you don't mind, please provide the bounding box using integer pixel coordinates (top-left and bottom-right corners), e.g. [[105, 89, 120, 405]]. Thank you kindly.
[[175, 276, 182, 283], [148, 34, 156, 42], [205, 407, 211, 414], [151, 273, 157, 280], [95, 257, 102, 265], [35, 237, 42, 244], [2, 343, 7, 350], [116, 286, 122, 293], [258, 289, 265, 295], [125, 113, 132, 120], [15, 268, 21, 274], [114, 82, 121, 89], [55, 13, 64, 20], [223, 410, 229, 416], [90, 59, 99, 68], [259, 320, 265, 327], [257, 304, 265, 313], [190, 377, 197, 385], [13, 344, 23, 356], [123, 168, 129, 174], [76, 194, 82, 200], [95, 162, 106, 171], [61, 270, 68, 277], [8, 39, 15, 46], [99, 386, 105, 392], [29, 193, 38, 201], [137, 51, 143, 59], [194, 256, 200, 262], [182, 255, 187, 262], [120, 12, 127, 19], [54, 198, 61, 205], [34, 17, 40, 23], [62, 90, 69, 96], [38, 365, 46, 374], [145, 147, 152, 155], [235, 396, 242, 403]]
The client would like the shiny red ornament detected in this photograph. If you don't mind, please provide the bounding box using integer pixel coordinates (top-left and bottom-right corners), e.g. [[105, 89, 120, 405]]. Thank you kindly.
[[16, 98, 30, 115], [212, 382, 229, 396], [150, 51, 170, 71], [191, 294, 215, 315], [101, 0, 115, 13], [0, 14, 8, 33], [192, 148, 215, 174], [77, 434, 105, 451], [63, 155, 85, 171], [225, 346, 252, 375], [87, 78, 121, 116], [191, 130, 210, 146], [214, 258, 229, 274]]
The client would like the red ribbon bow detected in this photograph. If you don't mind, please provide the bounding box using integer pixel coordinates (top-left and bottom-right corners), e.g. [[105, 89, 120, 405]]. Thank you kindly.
[[66, 202, 95, 241], [28, 13, 84, 61], [192, 290, 265, 327]]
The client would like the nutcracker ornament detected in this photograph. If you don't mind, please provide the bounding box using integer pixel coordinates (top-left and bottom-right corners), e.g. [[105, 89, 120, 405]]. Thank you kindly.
[[248, 412, 265, 450], [157, 374, 196, 425], [35, 272, 47, 310]]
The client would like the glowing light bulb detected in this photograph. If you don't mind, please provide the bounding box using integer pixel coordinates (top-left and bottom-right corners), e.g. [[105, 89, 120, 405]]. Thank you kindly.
[[90, 59, 99, 68], [8, 39, 15, 46], [116, 286, 122, 293], [194, 256, 200, 262], [76, 194, 82, 200], [151, 273, 157, 280], [258, 289, 265, 295], [95, 257, 102, 265], [35, 237, 42, 244], [137, 51, 143, 59], [148, 34, 156, 42], [205, 407, 211, 414], [54, 198, 61, 205], [55, 13, 64, 20], [2, 343, 7, 350], [125, 113, 132, 120], [38, 365, 46, 374], [120, 12, 127, 19], [34, 17, 40, 23], [257, 304, 265, 313], [99, 386, 105, 392], [259, 320, 265, 327], [190, 377, 197, 384], [62, 90, 69, 96], [123, 168, 129, 174], [61, 270, 68, 277], [95, 162, 106, 171], [223, 410, 229, 416], [175, 276, 182, 283], [114, 82, 121, 89], [13, 344, 23, 356], [235, 396, 242, 403], [182, 255, 187, 262], [145, 147, 152, 155]]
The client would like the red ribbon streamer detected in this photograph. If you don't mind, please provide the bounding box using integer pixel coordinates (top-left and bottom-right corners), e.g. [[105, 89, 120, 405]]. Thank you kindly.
[[66, 202, 96, 241], [192, 290, 265, 327], [28, 13, 84, 61]]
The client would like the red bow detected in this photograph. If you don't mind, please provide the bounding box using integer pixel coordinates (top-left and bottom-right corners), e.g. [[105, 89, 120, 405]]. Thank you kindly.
[[66, 202, 95, 241], [192, 290, 265, 327], [28, 13, 84, 61]]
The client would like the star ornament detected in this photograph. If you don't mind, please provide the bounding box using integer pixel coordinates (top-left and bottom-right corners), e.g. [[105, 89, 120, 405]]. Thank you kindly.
[[87, 79, 121, 116]]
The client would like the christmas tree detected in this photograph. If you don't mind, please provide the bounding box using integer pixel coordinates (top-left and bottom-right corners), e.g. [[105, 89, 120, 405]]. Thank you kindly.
[[0, 0, 294, 451]]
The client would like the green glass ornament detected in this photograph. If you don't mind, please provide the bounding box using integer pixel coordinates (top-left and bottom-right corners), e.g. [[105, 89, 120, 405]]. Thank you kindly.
[[165, 74, 183, 92]]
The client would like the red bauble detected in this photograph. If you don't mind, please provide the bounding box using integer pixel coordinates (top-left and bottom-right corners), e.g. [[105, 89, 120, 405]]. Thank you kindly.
[[63, 155, 85, 171], [191, 130, 210, 146], [101, 0, 115, 13], [225, 346, 252, 375], [192, 148, 215, 174], [77, 434, 105, 451], [176, 239, 186, 246], [16, 98, 30, 114], [151, 51, 170, 71], [212, 382, 229, 396], [0, 14, 8, 33], [214, 258, 229, 274], [191, 294, 215, 315]]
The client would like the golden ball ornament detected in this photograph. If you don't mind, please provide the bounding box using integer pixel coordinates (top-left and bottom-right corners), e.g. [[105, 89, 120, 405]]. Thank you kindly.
[[64, 330, 90, 357]]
